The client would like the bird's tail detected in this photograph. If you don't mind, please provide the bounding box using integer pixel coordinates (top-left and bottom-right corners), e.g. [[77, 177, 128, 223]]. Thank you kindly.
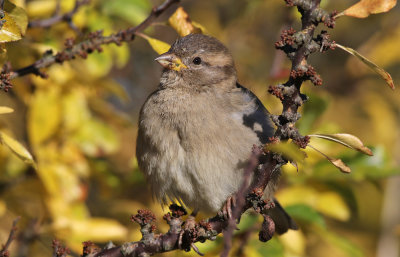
[[264, 198, 298, 234]]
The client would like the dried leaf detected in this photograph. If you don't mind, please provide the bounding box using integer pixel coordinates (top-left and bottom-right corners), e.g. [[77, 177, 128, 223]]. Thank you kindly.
[[309, 133, 373, 156], [0, 106, 14, 114], [0, 131, 35, 166], [308, 144, 351, 173], [330, 158, 351, 173], [168, 7, 202, 36], [335, 43, 395, 90], [338, 0, 397, 18], [265, 141, 306, 163], [139, 33, 170, 55]]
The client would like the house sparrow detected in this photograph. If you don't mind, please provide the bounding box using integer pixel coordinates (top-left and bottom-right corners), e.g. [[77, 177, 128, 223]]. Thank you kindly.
[[136, 33, 297, 234]]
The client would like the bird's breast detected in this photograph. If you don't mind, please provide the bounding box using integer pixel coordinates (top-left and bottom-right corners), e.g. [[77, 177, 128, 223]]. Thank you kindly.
[[137, 88, 261, 212]]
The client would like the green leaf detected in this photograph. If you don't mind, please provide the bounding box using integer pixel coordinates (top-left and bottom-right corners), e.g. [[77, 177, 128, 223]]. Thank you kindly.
[[298, 92, 328, 134], [316, 227, 364, 257], [335, 43, 395, 90], [237, 213, 260, 231], [285, 204, 326, 228], [0, 106, 14, 114], [0, 131, 36, 166], [309, 133, 373, 156], [72, 119, 119, 157], [102, 0, 151, 25]]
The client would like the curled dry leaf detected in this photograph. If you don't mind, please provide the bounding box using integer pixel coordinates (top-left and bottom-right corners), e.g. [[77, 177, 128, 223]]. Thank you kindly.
[[329, 158, 352, 173], [308, 133, 373, 156], [0, 106, 14, 114], [0, 132, 36, 166], [308, 144, 352, 173], [168, 7, 202, 36], [337, 0, 397, 18], [335, 43, 395, 90]]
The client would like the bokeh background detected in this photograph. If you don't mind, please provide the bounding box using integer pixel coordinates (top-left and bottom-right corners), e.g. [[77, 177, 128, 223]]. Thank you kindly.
[[0, 0, 399, 256]]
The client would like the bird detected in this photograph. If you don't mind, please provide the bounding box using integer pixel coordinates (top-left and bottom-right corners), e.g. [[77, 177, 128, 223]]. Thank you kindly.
[[136, 33, 297, 234]]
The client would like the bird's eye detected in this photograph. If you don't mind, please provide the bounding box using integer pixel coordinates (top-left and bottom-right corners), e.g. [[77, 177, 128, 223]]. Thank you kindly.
[[193, 57, 202, 65]]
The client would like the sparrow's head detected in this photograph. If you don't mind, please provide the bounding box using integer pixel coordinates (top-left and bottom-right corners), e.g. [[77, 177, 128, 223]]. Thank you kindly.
[[156, 34, 237, 89]]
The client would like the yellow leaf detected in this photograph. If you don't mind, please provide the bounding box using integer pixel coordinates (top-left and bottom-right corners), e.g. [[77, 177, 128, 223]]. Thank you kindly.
[[0, 200, 6, 216], [168, 7, 202, 36], [0, 43, 7, 65], [0, 131, 35, 166], [0, 106, 14, 114], [26, 0, 56, 17], [140, 34, 170, 55], [335, 43, 395, 90], [148, 38, 170, 55], [28, 87, 61, 146], [265, 141, 306, 163], [276, 185, 318, 206], [316, 192, 350, 221], [338, 0, 397, 18], [4, 0, 28, 35], [0, 12, 22, 42], [66, 218, 128, 242], [309, 133, 373, 156], [280, 230, 306, 255], [62, 90, 90, 132]]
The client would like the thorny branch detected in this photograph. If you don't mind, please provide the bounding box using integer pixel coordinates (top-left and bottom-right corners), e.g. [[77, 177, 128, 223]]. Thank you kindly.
[[0, 217, 20, 257], [78, 1, 337, 257], [0, 0, 180, 92]]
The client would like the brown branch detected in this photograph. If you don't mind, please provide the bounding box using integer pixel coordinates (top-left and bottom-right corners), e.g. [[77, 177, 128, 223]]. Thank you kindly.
[[0, 0, 180, 92], [221, 146, 262, 257], [0, 217, 20, 257], [28, 0, 90, 29]]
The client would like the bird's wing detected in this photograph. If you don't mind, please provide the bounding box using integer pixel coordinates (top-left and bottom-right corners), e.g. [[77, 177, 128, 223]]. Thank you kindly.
[[235, 83, 275, 144]]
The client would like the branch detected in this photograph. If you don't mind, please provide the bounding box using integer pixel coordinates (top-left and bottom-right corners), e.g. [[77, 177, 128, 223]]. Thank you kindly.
[[28, 0, 90, 30], [0, 217, 20, 257], [0, 0, 180, 92], [79, 1, 338, 256]]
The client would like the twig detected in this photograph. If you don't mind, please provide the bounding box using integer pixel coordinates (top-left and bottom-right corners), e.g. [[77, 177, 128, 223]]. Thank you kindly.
[[28, 0, 90, 29], [0, 0, 180, 92], [0, 217, 21, 257], [220, 147, 262, 257]]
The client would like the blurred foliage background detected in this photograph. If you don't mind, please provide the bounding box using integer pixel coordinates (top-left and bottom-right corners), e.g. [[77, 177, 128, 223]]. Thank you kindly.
[[0, 0, 399, 256]]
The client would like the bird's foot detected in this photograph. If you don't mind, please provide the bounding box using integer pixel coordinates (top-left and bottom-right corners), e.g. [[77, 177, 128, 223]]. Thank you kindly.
[[178, 212, 204, 255], [219, 195, 237, 221]]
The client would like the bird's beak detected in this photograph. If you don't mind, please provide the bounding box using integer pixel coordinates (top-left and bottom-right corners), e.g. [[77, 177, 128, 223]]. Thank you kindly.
[[155, 53, 188, 71]]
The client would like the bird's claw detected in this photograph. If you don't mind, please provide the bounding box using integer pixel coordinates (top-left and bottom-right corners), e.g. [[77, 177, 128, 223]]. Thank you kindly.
[[178, 214, 203, 255], [219, 195, 237, 221]]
